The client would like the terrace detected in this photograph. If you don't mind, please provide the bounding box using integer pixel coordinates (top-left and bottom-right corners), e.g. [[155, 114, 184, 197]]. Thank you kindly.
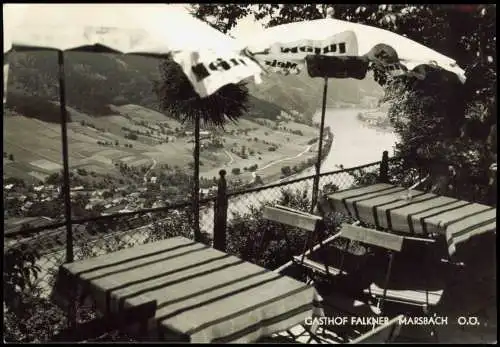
[[4, 153, 497, 343]]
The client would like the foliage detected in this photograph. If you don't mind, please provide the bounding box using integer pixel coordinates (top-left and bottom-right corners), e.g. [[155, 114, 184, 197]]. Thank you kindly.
[[144, 207, 211, 245], [3, 245, 67, 343], [281, 166, 292, 177], [153, 58, 250, 128], [154, 58, 250, 242], [349, 168, 380, 187], [4, 296, 67, 343], [4, 245, 41, 311]]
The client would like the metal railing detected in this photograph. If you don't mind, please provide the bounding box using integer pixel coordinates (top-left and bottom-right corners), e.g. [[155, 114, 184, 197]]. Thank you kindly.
[[4, 153, 396, 299], [5, 151, 496, 299], [4, 152, 495, 342]]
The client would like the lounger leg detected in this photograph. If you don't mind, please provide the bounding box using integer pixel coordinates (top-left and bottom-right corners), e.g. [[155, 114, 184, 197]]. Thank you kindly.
[[380, 251, 395, 313]]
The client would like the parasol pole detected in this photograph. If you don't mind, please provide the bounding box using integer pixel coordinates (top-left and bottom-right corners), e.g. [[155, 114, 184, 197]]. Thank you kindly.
[[57, 50, 73, 263], [310, 76, 328, 213], [310, 6, 334, 213]]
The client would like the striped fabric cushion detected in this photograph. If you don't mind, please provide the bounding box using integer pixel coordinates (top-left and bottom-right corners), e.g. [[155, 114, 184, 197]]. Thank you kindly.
[[57, 236, 319, 343], [327, 184, 496, 255]]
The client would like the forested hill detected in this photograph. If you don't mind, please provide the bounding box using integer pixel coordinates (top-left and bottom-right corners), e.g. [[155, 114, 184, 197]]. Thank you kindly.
[[5, 51, 383, 123]]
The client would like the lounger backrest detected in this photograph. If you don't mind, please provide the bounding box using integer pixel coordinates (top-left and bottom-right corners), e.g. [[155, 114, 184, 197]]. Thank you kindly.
[[263, 205, 322, 232], [340, 223, 404, 252]]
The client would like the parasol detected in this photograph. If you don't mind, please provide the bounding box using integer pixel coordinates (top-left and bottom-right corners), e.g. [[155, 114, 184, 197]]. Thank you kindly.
[[238, 16, 466, 210], [3, 3, 262, 260]]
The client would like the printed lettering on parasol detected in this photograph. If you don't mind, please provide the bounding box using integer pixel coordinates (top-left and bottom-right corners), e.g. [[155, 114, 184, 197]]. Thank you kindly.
[[250, 30, 358, 75], [258, 54, 304, 75], [173, 50, 263, 98]]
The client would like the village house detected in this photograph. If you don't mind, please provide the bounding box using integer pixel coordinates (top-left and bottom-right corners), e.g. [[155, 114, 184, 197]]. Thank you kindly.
[[102, 202, 129, 216], [21, 201, 34, 212], [152, 201, 165, 209]]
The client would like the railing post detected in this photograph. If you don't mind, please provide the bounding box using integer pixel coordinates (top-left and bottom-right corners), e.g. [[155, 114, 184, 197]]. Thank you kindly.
[[213, 170, 228, 251], [57, 50, 73, 263], [311, 77, 329, 213], [379, 150, 389, 183]]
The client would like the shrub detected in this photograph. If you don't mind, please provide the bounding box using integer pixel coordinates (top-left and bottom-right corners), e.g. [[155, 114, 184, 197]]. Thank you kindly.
[[232, 168, 241, 175], [248, 164, 258, 172], [77, 168, 88, 176], [3, 245, 68, 343], [226, 188, 319, 270], [125, 133, 138, 141], [281, 166, 292, 176]]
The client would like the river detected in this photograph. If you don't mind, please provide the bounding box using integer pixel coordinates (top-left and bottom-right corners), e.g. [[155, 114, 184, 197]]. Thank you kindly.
[[200, 107, 399, 230], [288, 107, 399, 178]]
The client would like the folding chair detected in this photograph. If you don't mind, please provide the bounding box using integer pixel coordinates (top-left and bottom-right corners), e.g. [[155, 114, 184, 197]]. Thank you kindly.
[[337, 223, 446, 341], [261, 205, 346, 280], [263, 206, 408, 343]]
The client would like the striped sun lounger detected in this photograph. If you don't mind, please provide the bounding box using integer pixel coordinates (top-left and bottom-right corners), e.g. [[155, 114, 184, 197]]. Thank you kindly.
[[327, 183, 496, 256], [53, 236, 321, 343]]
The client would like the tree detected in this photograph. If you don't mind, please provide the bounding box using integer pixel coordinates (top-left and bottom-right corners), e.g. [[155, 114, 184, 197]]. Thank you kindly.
[[45, 172, 62, 186], [125, 133, 138, 141], [281, 166, 292, 177], [192, 4, 496, 204], [232, 168, 241, 175], [154, 58, 249, 242]]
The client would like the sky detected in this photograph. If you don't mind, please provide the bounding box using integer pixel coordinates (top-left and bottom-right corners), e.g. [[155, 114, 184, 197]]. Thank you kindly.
[[173, 3, 267, 40]]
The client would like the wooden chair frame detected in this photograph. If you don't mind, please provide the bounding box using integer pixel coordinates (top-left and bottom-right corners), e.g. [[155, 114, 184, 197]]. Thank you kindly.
[[261, 205, 339, 279]]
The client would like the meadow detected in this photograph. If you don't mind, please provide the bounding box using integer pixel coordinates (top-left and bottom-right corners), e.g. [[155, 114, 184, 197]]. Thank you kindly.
[[4, 103, 323, 186]]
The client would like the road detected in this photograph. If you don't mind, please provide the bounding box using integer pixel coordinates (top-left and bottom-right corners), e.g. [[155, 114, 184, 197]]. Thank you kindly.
[[224, 150, 235, 165], [143, 158, 157, 183], [251, 145, 313, 183]]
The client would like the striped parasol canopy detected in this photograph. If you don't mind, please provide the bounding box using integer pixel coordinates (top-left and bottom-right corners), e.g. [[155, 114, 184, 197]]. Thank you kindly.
[[3, 3, 262, 98], [239, 17, 466, 83]]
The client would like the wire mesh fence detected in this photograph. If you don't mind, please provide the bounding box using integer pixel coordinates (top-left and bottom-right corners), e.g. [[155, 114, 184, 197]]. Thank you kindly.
[[4, 154, 496, 342], [4, 161, 386, 301], [2, 157, 397, 342], [226, 160, 382, 218]]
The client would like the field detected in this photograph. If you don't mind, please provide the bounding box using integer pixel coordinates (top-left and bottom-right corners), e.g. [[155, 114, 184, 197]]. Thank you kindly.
[[4, 103, 324, 185]]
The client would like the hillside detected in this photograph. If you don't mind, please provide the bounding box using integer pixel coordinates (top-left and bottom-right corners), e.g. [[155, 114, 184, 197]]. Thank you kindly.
[[4, 102, 323, 188], [246, 69, 384, 117], [5, 51, 383, 121], [4, 50, 382, 186]]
